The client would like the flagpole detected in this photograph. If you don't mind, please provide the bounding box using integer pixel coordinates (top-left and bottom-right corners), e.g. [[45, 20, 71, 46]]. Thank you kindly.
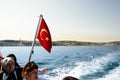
[[28, 14, 43, 62]]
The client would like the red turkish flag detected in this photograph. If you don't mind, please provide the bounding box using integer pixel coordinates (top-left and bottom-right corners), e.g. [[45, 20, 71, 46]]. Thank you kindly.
[[37, 18, 52, 53]]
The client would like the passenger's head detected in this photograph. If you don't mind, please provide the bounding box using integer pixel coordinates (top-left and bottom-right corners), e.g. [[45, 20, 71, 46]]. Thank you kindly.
[[1, 57, 15, 73], [22, 61, 39, 80], [7, 54, 17, 63], [62, 76, 79, 80], [0, 52, 4, 61], [7, 53, 21, 68], [0, 52, 2, 58]]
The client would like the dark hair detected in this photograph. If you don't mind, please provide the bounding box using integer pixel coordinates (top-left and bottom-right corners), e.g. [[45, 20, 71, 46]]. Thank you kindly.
[[7, 53, 20, 68], [62, 76, 79, 80], [7, 54, 16, 62], [22, 61, 38, 78]]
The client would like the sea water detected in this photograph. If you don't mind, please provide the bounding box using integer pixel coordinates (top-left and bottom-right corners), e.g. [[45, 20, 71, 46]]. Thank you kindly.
[[0, 46, 120, 80]]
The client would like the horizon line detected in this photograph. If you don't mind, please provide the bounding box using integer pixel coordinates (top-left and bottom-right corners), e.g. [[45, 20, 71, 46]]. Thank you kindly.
[[0, 39, 120, 43]]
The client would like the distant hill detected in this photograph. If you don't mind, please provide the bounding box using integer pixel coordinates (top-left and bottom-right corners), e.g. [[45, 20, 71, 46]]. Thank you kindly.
[[0, 40, 120, 46]]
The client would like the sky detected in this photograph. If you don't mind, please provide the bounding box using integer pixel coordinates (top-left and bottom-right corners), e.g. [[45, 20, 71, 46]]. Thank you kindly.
[[0, 0, 120, 42]]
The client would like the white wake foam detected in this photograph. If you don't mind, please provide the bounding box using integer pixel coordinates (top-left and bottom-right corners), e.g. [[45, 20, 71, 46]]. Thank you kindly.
[[41, 52, 120, 80], [95, 65, 120, 80]]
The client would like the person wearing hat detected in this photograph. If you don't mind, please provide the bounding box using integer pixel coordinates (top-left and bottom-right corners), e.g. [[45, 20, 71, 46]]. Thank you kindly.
[[0, 52, 4, 73], [0, 52, 3, 59], [6, 53, 21, 68], [0, 57, 23, 80]]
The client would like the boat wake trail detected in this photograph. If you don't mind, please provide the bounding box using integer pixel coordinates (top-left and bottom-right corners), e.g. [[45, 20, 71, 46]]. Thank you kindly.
[[43, 51, 120, 80], [79, 51, 120, 80]]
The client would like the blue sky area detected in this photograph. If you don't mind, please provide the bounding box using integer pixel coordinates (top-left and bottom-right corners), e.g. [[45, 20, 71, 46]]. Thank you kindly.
[[0, 0, 120, 42]]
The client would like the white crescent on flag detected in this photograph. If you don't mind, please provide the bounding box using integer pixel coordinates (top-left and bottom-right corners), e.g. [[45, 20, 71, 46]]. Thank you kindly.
[[40, 28, 49, 41]]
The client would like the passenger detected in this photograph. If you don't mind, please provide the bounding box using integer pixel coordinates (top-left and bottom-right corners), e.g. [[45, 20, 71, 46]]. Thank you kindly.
[[22, 61, 47, 80], [6, 53, 21, 68], [62, 76, 79, 80], [0, 57, 23, 80], [0, 52, 3, 59], [0, 52, 4, 62], [0, 52, 4, 73]]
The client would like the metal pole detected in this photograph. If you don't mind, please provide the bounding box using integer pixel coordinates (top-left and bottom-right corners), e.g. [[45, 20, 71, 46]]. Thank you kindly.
[[28, 14, 43, 62]]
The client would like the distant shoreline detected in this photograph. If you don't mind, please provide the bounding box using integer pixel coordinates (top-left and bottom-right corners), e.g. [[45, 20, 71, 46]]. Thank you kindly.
[[0, 40, 120, 46]]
